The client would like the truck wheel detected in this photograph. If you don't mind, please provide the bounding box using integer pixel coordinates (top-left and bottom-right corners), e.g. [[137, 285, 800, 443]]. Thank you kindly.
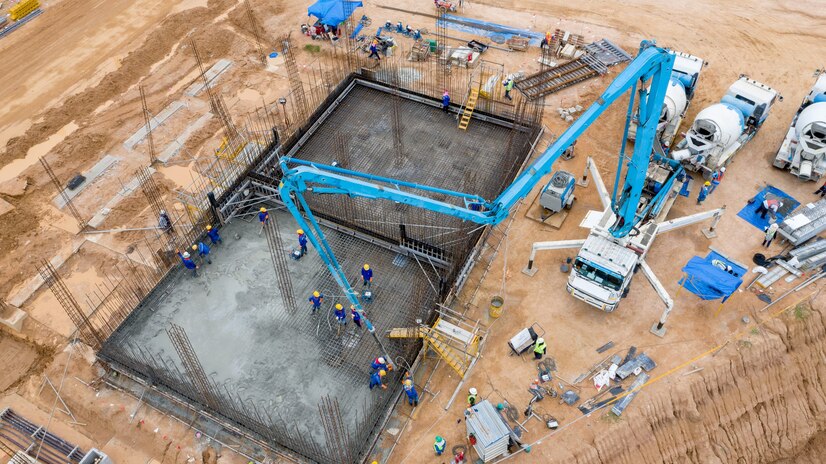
[[564, 197, 575, 210], [622, 286, 630, 298]]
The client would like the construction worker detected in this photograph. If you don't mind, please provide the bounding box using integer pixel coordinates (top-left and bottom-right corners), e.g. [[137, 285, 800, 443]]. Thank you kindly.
[[403, 378, 419, 406], [159, 210, 173, 235], [442, 91, 450, 113], [334, 303, 347, 326], [308, 291, 323, 314], [763, 222, 779, 248], [467, 387, 478, 407], [709, 168, 725, 194], [297, 229, 308, 257], [176, 250, 198, 277], [452, 449, 465, 464], [361, 264, 373, 287], [814, 180, 826, 197], [351, 304, 362, 328], [433, 436, 447, 456], [697, 181, 710, 205], [756, 198, 783, 220], [504, 78, 514, 100], [369, 369, 387, 390], [205, 224, 222, 245], [533, 337, 547, 360], [258, 207, 269, 224], [368, 40, 381, 60], [191, 242, 212, 265], [371, 356, 390, 372]]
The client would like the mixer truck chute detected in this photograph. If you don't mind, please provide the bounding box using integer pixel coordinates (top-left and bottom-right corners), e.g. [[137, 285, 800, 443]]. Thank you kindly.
[[628, 51, 705, 147], [671, 75, 780, 176], [772, 73, 826, 181]]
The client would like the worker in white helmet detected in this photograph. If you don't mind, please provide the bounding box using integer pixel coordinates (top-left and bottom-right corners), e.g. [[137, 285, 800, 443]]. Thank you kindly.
[[533, 337, 547, 360], [467, 387, 478, 407], [176, 249, 198, 277]]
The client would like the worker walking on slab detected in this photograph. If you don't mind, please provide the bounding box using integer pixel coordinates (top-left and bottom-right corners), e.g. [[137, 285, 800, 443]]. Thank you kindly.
[[763, 222, 779, 248], [192, 242, 212, 265], [361, 264, 373, 287], [206, 224, 222, 245], [756, 198, 783, 220], [308, 291, 324, 314], [369, 369, 387, 390], [434, 436, 447, 456], [442, 91, 450, 113], [533, 337, 547, 360], [297, 229, 308, 257], [176, 250, 198, 277], [697, 181, 710, 205], [257, 207, 269, 236]]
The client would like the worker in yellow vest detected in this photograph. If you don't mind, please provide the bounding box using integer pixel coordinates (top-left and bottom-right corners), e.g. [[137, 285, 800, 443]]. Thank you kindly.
[[533, 337, 547, 360]]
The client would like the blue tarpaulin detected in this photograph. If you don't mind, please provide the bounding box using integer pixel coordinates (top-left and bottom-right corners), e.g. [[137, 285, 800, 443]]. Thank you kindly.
[[307, 0, 363, 26], [678, 256, 743, 302], [736, 185, 799, 231]]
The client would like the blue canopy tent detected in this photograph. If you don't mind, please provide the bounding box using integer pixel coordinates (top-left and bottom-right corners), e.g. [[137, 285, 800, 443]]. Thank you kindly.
[[307, 0, 363, 26], [677, 252, 745, 316]]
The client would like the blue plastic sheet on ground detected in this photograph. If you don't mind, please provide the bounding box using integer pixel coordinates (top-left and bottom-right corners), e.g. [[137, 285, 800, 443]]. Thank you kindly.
[[437, 15, 542, 46], [736, 185, 799, 231], [679, 256, 743, 302], [308, 0, 362, 26]]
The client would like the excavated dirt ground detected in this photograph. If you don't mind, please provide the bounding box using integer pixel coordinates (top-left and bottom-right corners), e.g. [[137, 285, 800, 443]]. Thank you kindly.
[[0, 0, 825, 462]]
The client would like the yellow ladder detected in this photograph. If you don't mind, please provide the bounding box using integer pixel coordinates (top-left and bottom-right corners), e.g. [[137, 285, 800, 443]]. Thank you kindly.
[[423, 328, 470, 377], [458, 88, 479, 130]]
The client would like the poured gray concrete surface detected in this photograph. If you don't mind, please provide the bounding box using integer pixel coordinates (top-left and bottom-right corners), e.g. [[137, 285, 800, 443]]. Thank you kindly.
[[105, 208, 439, 439]]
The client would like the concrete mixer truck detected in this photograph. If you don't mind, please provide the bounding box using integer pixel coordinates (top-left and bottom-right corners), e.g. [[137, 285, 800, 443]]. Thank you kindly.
[[772, 73, 826, 181], [670, 75, 780, 176], [628, 51, 705, 146]]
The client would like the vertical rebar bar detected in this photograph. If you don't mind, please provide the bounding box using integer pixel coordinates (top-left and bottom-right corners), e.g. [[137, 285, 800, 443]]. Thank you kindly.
[[139, 85, 157, 164], [262, 214, 298, 314]]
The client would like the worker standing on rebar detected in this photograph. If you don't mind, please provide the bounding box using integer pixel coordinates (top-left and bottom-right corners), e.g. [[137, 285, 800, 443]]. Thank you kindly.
[[351, 304, 363, 328], [297, 229, 308, 257], [334, 303, 347, 334], [361, 264, 373, 287], [308, 291, 323, 314], [206, 224, 222, 245], [257, 207, 269, 236], [763, 222, 779, 248], [504, 78, 514, 100], [697, 181, 710, 205], [533, 337, 547, 360], [369, 369, 387, 390], [191, 242, 212, 265], [442, 91, 450, 113], [176, 250, 198, 277], [159, 210, 174, 235]]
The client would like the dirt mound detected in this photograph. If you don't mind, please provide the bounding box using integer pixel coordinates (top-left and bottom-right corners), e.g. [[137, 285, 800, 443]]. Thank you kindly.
[[2, 1, 236, 166]]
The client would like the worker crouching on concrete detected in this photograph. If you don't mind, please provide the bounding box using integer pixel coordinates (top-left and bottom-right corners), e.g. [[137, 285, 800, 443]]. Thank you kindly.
[[369, 369, 387, 390], [176, 250, 198, 277], [434, 436, 447, 456], [533, 337, 547, 359]]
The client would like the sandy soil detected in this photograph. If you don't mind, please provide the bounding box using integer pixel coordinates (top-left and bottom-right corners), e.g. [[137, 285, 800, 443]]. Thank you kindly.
[[0, 0, 824, 462]]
